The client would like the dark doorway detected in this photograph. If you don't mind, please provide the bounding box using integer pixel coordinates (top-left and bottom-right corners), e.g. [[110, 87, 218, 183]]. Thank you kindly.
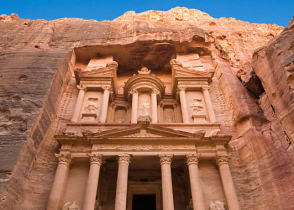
[[132, 194, 156, 210]]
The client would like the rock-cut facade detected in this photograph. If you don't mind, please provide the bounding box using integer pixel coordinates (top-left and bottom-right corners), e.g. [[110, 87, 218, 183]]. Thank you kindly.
[[0, 7, 294, 210]]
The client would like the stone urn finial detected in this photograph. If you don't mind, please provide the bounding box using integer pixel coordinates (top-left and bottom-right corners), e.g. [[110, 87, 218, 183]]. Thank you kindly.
[[138, 66, 151, 75]]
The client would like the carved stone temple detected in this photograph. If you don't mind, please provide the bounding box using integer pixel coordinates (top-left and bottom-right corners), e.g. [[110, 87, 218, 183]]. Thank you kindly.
[[1, 7, 294, 210]]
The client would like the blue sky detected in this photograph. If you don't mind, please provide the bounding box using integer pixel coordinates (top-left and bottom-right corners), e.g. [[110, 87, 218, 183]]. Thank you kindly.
[[1, 0, 293, 26]]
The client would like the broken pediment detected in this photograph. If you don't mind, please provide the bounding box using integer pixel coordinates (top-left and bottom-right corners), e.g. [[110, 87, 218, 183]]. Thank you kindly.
[[74, 57, 118, 85], [170, 58, 212, 78]]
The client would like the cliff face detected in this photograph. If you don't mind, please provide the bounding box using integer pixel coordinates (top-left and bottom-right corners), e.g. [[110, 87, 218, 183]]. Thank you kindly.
[[0, 7, 293, 210]]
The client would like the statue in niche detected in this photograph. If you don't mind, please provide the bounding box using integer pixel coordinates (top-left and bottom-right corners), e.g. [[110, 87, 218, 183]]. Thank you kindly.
[[139, 100, 150, 116], [138, 66, 151, 75], [83, 98, 99, 114], [62, 201, 80, 210], [209, 200, 225, 210], [190, 98, 204, 115]]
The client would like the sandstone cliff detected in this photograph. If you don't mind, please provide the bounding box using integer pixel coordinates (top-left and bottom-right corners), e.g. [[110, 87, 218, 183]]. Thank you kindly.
[[0, 7, 293, 210]]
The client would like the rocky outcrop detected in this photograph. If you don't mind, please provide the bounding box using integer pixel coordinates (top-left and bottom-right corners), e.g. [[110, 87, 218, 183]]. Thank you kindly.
[[0, 8, 292, 210]]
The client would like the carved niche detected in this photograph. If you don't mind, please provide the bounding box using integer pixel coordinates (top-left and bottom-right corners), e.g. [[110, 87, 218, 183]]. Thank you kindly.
[[114, 106, 127, 123], [163, 105, 175, 123]]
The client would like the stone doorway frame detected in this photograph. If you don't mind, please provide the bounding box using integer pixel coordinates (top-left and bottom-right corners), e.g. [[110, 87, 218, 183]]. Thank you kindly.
[[127, 181, 162, 210]]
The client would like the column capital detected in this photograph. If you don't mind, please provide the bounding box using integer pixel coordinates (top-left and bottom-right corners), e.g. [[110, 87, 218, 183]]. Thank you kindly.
[[118, 154, 131, 165], [77, 84, 86, 91], [88, 153, 103, 165], [216, 155, 229, 166], [159, 154, 173, 165], [202, 86, 210, 91], [177, 86, 186, 92], [130, 89, 138, 95], [151, 88, 160, 95], [102, 85, 112, 91], [186, 154, 199, 165], [55, 152, 71, 166]]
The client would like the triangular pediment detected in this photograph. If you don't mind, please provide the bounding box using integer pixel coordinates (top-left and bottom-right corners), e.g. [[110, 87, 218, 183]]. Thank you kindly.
[[87, 124, 196, 139]]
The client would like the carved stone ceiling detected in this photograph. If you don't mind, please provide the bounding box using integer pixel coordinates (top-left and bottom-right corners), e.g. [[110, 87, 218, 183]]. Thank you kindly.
[[74, 40, 211, 75]]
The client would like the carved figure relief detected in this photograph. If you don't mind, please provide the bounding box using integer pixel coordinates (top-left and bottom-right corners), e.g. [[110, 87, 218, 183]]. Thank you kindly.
[[84, 98, 100, 114], [82, 97, 100, 122], [190, 98, 205, 115], [138, 94, 151, 117], [209, 200, 225, 210], [140, 100, 150, 116], [62, 201, 80, 210]]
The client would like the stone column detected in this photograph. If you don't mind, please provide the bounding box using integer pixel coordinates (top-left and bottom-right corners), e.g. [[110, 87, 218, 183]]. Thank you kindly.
[[100, 86, 111, 123], [71, 85, 86, 122], [216, 155, 241, 210], [178, 87, 189, 123], [186, 154, 205, 210], [160, 154, 175, 210], [151, 90, 158, 123], [82, 154, 103, 210], [115, 154, 131, 210], [131, 90, 138, 124], [202, 87, 216, 123], [47, 153, 71, 210]]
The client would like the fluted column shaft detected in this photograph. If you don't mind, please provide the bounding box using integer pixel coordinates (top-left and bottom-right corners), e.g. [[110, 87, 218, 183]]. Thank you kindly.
[[82, 154, 103, 210], [131, 91, 138, 124], [151, 91, 158, 123], [217, 156, 240, 210], [160, 155, 175, 210], [47, 153, 71, 210], [186, 154, 205, 210], [179, 88, 189, 123], [115, 154, 131, 210], [100, 86, 111, 123], [202, 87, 216, 123], [71, 86, 86, 122]]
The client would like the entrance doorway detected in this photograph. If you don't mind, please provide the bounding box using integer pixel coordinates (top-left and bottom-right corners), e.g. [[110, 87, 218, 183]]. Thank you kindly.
[[132, 194, 156, 210]]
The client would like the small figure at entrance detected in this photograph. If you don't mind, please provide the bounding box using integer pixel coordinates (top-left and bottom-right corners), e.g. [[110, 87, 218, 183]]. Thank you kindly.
[[209, 200, 225, 210]]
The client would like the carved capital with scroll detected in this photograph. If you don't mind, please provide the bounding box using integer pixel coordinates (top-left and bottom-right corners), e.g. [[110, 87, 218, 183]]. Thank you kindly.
[[118, 154, 131, 165], [55, 152, 71, 166], [186, 154, 199, 166], [88, 153, 103, 166], [216, 155, 229, 166], [77, 84, 86, 91], [159, 154, 173, 165], [102, 85, 112, 91]]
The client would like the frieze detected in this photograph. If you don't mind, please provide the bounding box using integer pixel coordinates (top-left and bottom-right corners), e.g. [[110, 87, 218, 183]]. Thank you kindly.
[[94, 144, 195, 151]]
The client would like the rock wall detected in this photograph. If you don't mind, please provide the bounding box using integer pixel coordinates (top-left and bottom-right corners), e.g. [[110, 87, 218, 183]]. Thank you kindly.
[[0, 7, 293, 210]]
